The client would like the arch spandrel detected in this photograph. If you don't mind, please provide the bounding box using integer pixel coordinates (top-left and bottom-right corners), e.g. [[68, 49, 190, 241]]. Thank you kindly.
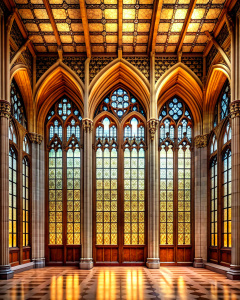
[[156, 65, 203, 135], [89, 60, 150, 120]]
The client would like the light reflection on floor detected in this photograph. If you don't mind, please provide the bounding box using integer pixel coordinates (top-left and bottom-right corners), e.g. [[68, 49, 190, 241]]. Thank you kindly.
[[0, 266, 240, 299]]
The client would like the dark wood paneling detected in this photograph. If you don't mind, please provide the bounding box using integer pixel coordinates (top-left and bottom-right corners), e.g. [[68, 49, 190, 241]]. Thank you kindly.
[[220, 248, 231, 266], [122, 246, 145, 263], [9, 248, 20, 266], [96, 246, 118, 263]]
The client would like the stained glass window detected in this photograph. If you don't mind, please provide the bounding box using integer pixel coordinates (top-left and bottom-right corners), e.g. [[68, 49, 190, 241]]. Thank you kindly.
[[23, 136, 29, 154], [213, 80, 230, 127], [210, 156, 218, 246], [9, 147, 17, 248], [222, 148, 231, 248], [211, 134, 217, 154], [159, 97, 192, 246], [124, 117, 145, 245], [22, 157, 30, 247], [160, 145, 174, 245], [47, 97, 82, 246], [94, 88, 145, 119], [9, 121, 17, 144], [49, 148, 63, 245], [94, 87, 146, 251], [96, 117, 118, 245], [10, 78, 27, 128]]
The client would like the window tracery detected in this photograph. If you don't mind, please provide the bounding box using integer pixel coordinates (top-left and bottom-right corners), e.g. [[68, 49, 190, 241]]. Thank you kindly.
[[159, 97, 193, 248], [47, 97, 82, 247], [94, 87, 146, 254], [10, 78, 27, 128]]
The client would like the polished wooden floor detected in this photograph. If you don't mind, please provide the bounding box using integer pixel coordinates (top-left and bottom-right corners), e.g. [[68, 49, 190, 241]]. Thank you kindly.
[[0, 266, 240, 299]]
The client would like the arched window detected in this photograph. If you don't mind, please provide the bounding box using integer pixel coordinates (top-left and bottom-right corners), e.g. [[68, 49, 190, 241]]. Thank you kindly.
[[159, 97, 193, 263], [9, 147, 17, 248], [94, 87, 146, 264], [22, 157, 30, 247], [213, 80, 230, 127], [10, 78, 27, 128], [208, 79, 232, 266], [46, 97, 82, 264]]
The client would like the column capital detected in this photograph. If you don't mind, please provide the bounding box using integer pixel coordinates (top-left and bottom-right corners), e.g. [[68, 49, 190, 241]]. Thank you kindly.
[[29, 133, 43, 144], [82, 118, 93, 133], [230, 100, 240, 119], [0, 100, 11, 119], [147, 118, 159, 141], [194, 134, 208, 148]]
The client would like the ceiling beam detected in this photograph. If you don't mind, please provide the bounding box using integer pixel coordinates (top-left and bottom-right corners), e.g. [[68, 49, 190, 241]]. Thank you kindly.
[[203, 0, 238, 57], [147, 0, 164, 55], [42, 0, 62, 59], [118, 0, 123, 55], [79, 0, 91, 58], [3, 0, 36, 57], [177, 0, 197, 53], [205, 31, 230, 68]]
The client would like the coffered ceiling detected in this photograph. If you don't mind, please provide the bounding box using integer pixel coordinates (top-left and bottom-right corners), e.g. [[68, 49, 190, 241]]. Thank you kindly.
[[13, 0, 230, 55]]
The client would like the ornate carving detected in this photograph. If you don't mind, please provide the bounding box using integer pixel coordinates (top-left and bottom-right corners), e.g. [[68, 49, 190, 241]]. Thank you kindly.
[[147, 118, 158, 141], [82, 118, 93, 133], [230, 100, 240, 119], [124, 57, 150, 80], [63, 57, 85, 83], [182, 57, 203, 80], [10, 20, 24, 50], [206, 44, 218, 74], [29, 132, 43, 144], [89, 57, 115, 83], [36, 57, 58, 81], [0, 100, 11, 118], [155, 57, 178, 83], [194, 134, 208, 148], [216, 23, 229, 47]]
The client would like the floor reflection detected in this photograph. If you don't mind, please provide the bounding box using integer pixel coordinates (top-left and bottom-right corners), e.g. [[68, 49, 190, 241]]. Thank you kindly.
[[0, 266, 240, 299]]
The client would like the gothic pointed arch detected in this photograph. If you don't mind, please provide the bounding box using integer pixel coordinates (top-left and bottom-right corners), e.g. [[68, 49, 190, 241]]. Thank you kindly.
[[89, 61, 150, 119]]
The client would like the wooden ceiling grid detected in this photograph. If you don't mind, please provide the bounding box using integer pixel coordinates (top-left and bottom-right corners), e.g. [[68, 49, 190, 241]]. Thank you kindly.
[[11, 0, 228, 55]]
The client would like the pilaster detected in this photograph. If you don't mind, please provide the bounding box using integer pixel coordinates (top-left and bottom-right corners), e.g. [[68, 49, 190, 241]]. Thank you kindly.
[[227, 101, 240, 280], [80, 118, 93, 270], [30, 133, 45, 268], [193, 134, 208, 268], [146, 52, 160, 269], [0, 100, 14, 279]]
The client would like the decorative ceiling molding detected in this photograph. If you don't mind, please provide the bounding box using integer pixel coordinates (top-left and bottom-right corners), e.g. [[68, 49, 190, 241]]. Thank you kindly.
[[177, 0, 197, 53], [147, 0, 164, 54], [79, 0, 91, 58]]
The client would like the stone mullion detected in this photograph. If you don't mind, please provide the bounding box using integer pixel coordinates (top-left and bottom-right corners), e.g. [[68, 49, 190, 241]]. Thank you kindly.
[[30, 133, 45, 268]]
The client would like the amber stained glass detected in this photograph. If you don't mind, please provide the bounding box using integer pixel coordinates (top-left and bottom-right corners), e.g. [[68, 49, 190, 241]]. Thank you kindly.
[[160, 146, 174, 245], [210, 156, 218, 246], [9, 147, 17, 248], [22, 157, 30, 247]]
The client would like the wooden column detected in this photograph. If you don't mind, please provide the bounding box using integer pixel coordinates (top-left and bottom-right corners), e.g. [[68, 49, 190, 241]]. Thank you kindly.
[[30, 133, 45, 268], [227, 9, 240, 280], [193, 135, 208, 267], [146, 52, 160, 268], [79, 58, 93, 269]]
